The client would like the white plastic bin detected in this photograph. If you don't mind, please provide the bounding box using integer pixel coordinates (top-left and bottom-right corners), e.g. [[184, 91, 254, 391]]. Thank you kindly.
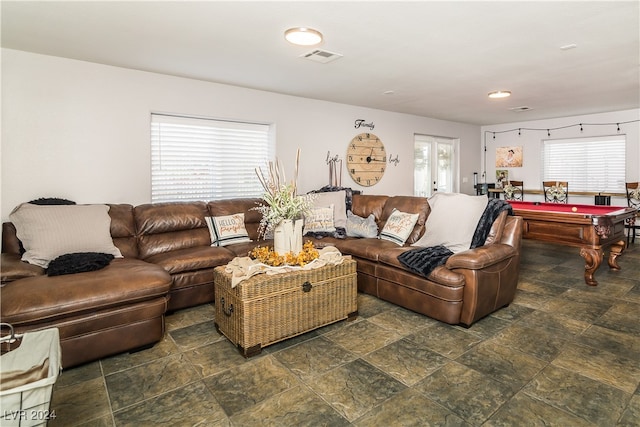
[[0, 326, 62, 426]]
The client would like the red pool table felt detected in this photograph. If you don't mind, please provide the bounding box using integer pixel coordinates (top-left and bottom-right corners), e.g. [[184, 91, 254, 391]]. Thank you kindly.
[[507, 201, 627, 216]]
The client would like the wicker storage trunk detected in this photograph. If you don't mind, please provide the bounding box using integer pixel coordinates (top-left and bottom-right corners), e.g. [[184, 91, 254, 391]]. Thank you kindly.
[[214, 258, 358, 357]]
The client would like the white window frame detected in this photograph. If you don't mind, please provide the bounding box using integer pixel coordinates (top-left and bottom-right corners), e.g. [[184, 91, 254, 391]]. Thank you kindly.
[[151, 113, 274, 203], [541, 135, 626, 193]]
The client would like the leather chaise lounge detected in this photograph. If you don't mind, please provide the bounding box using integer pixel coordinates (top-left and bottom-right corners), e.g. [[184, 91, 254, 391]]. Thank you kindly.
[[1, 194, 522, 368]]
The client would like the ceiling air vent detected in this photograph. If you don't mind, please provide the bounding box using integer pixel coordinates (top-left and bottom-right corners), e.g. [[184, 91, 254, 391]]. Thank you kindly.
[[509, 106, 533, 112], [301, 49, 343, 64]]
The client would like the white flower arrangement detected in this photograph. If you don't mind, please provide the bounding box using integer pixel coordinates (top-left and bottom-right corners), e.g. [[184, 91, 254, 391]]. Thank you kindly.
[[253, 149, 313, 239]]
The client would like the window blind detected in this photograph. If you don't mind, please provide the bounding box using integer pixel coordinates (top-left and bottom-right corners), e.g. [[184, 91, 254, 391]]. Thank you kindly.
[[542, 135, 626, 193], [151, 114, 272, 203]]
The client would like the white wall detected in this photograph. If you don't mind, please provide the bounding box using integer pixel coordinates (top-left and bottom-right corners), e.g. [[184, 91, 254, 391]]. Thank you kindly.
[[1, 49, 481, 220], [481, 109, 640, 205]]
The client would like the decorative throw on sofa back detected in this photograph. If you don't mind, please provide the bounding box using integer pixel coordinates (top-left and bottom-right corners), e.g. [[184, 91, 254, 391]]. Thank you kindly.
[[398, 198, 513, 278]]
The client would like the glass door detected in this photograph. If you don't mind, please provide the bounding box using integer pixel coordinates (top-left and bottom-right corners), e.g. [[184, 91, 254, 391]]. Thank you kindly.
[[414, 134, 457, 197]]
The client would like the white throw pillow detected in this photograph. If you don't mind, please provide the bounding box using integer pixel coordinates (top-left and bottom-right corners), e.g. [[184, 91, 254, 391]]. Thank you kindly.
[[379, 209, 420, 246], [412, 192, 488, 253], [206, 213, 251, 247], [303, 206, 336, 234], [304, 190, 347, 229], [9, 203, 123, 268]]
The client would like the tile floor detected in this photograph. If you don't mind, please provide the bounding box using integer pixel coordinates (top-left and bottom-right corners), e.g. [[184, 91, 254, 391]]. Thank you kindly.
[[47, 240, 640, 426]]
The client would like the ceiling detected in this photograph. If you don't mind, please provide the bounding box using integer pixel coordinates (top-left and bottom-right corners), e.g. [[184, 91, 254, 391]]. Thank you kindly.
[[2, 1, 639, 125]]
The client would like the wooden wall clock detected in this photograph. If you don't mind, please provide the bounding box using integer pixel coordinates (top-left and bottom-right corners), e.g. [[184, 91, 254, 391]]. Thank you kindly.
[[347, 133, 386, 186]]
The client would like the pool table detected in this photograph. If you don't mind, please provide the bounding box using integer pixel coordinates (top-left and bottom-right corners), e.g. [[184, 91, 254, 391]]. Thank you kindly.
[[507, 201, 636, 286]]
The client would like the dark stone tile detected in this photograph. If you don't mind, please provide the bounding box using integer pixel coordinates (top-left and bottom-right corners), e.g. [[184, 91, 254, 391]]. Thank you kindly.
[[618, 394, 640, 427], [184, 338, 249, 378], [355, 292, 397, 318], [113, 381, 228, 426], [49, 377, 111, 427], [54, 361, 102, 389], [363, 337, 449, 386], [577, 324, 640, 361], [523, 365, 630, 425], [203, 355, 299, 416], [414, 361, 516, 425], [518, 310, 590, 336], [622, 282, 640, 303], [164, 303, 215, 331], [229, 385, 349, 426], [540, 291, 614, 323], [354, 388, 469, 427], [454, 314, 511, 340], [489, 302, 534, 322], [492, 323, 570, 362], [306, 358, 406, 422], [168, 320, 225, 351], [511, 289, 556, 310], [406, 322, 482, 358], [552, 342, 640, 394], [273, 336, 357, 380], [105, 353, 200, 411], [456, 341, 547, 388], [100, 337, 179, 375], [367, 306, 433, 335], [262, 328, 321, 353], [77, 415, 115, 427], [595, 301, 640, 335], [515, 279, 569, 297], [484, 392, 593, 426], [325, 319, 401, 356]]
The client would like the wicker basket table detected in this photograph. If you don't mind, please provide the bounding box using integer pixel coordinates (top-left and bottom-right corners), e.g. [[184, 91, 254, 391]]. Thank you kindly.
[[214, 258, 358, 357]]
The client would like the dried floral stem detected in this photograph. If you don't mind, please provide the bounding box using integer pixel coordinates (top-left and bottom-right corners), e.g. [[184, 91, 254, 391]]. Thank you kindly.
[[253, 148, 312, 239]]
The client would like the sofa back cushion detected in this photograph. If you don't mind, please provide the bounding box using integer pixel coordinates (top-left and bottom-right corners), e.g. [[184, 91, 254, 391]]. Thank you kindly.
[[107, 204, 138, 258], [351, 194, 388, 229], [208, 198, 263, 241], [2, 222, 21, 255], [379, 196, 429, 245], [135, 202, 211, 259], [350, 195, 429, 245]]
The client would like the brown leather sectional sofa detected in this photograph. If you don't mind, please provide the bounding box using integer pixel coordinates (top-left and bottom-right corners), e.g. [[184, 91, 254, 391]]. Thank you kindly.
[[1, 195, 522, 368]]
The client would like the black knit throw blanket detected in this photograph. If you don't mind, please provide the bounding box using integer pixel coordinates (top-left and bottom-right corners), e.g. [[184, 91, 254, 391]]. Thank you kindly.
[[397, 199, 513, 278]]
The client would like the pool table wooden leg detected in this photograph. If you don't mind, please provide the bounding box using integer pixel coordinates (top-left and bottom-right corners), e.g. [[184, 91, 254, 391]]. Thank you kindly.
[[607, 239, 626, 271], [579, 247, 603, 286]]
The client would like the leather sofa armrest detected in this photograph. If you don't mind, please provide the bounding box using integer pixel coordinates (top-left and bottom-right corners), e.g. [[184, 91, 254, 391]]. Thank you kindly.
[[1, 253, 44, 284], [445, 244, 516, 270]]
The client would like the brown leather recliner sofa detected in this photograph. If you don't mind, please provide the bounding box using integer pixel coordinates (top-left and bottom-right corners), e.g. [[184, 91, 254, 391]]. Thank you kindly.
[[1, 194, 522, 368]]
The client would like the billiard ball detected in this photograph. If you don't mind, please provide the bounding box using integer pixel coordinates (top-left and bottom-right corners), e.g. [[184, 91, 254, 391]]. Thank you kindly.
[[571, 207, 577, 212]]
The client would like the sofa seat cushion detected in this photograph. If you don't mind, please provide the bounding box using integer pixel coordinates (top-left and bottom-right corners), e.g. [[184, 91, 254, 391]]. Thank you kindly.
[[1, 253, 44, 283], [223, 240, 267, 258], [0, 259, 171, 326], [378, 248, 465, 288], [336, 238, 401, 262], [376, 264, 464, 301], [144, 246, 234, 275]]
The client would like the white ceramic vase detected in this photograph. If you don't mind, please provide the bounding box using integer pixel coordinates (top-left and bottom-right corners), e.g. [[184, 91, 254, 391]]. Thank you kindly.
[[273, 219, 303, 255]]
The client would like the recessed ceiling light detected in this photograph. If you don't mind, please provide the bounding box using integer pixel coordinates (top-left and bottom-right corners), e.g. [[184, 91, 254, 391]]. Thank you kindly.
[[488, 90, 511, 99], [284, 27, 323, 46], [560, 44, 577, 50]]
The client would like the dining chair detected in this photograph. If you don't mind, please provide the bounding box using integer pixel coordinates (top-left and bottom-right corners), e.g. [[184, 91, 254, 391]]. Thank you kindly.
[[626, 182, 640, 245], [543, 181, 568, 203], [503, 180, 523, 201]]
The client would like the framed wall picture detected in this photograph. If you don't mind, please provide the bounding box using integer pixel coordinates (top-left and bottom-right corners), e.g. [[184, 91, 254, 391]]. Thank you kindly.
[[496, 146, 523, 167], [496, 170, 508, 188]]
